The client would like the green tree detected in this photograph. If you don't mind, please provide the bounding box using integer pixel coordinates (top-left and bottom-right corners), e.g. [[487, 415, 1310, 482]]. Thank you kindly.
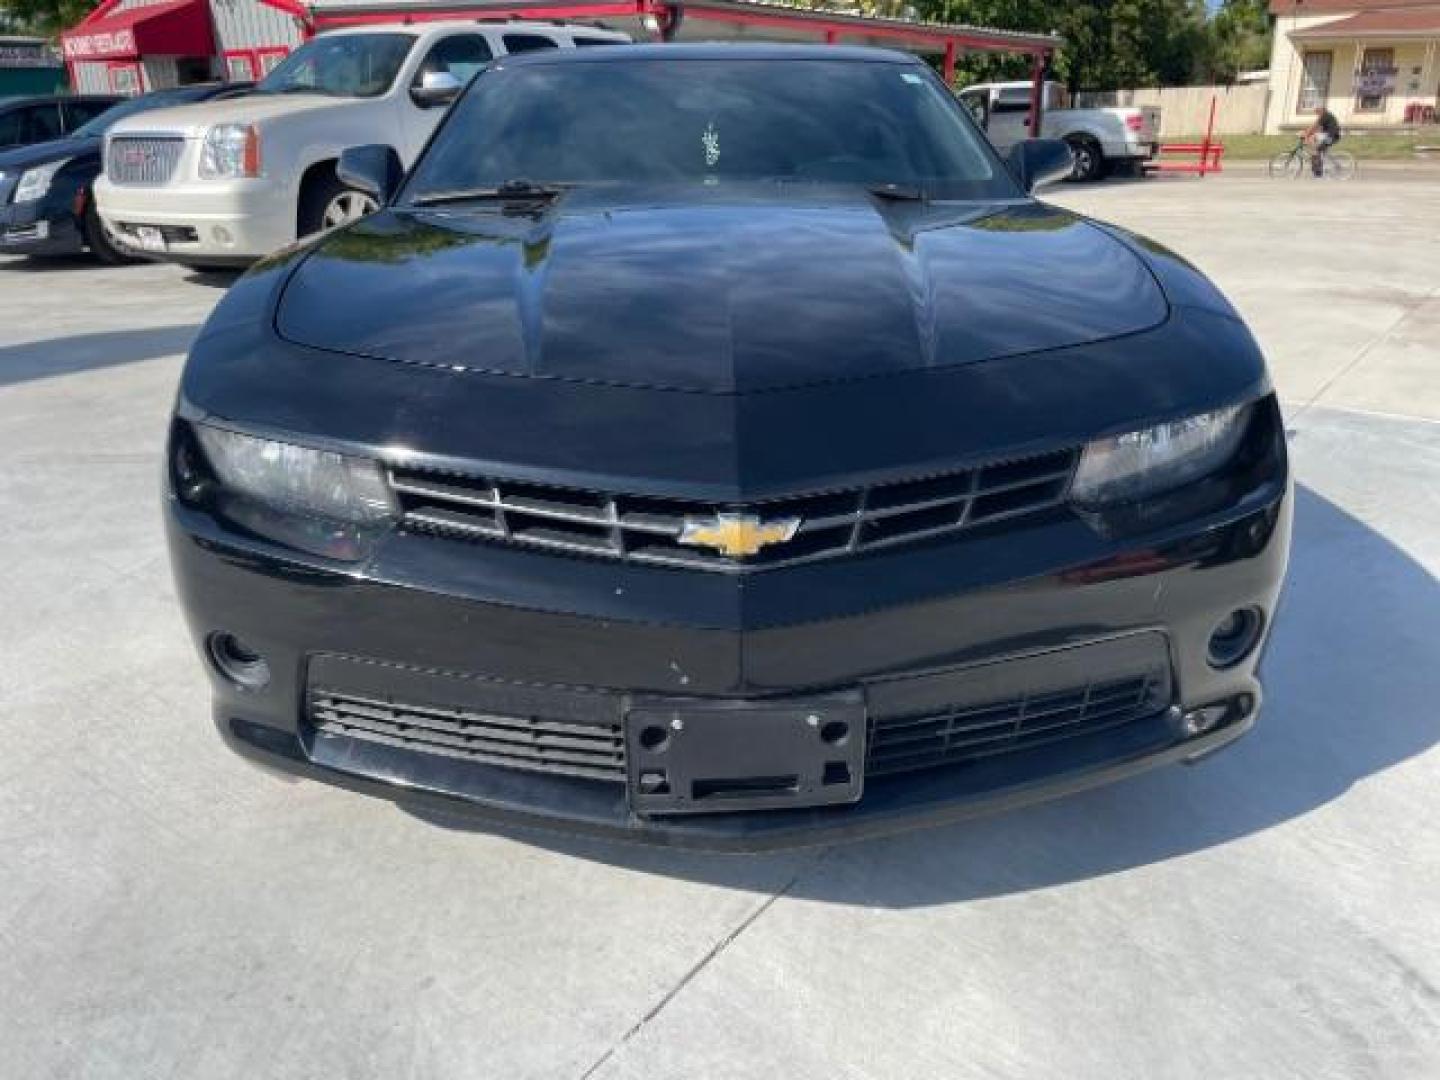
[[913, 0, 1263, 91], [0, 0, 97, 37]]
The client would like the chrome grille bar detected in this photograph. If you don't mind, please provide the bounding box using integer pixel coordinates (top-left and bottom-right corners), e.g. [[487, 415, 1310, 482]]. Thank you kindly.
[[389, 447, 1078, 572], [106, 136, 184, 186]]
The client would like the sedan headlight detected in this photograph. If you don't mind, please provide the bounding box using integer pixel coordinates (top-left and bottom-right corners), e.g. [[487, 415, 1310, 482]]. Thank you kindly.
[[194, 425, 395, 524], [200, 124, 261, 179], [14, 158, 70, 203], [1070, 403, 1251, 508]]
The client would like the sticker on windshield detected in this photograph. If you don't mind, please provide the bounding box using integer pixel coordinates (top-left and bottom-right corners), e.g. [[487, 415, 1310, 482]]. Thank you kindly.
[[702, 121, 721, 167], [900, 72, 925, 85]]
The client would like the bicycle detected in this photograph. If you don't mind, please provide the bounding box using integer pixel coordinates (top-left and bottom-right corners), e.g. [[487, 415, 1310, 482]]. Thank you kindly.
[[1269, 136, 1357, 180]]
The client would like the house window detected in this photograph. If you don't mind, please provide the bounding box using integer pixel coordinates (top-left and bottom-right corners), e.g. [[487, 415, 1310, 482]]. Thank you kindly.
[[257, 49, 289, 76], [108, 62, 142, 95], [1298, 50, 1333, 112], [1356, 47, 1395, 113], [226, 52, 256, 82]]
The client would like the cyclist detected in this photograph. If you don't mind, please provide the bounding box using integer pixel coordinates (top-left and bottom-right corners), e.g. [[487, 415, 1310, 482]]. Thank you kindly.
[[1304, 105, 1342, 176]]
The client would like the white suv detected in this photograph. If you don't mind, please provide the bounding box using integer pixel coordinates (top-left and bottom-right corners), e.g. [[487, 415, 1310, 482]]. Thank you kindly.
[[94, 21, 627, 267]]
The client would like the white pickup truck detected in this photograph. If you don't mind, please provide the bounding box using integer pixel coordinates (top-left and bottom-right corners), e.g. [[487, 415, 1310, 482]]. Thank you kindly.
[[958, 80, 1160, 182], [94, 21, 628, 268]]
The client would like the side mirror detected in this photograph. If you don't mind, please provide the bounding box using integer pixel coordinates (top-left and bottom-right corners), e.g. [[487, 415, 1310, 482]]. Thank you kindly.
[[337, 144, 404, 205], [1006, 138, 1074, 193], [410, 69, 463, 109]]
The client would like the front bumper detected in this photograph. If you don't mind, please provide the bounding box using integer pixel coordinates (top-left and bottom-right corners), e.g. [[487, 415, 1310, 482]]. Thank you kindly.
[[94, 175, 289, 263], [0, 202, 84, 256], [168, 461, 1290, 850]]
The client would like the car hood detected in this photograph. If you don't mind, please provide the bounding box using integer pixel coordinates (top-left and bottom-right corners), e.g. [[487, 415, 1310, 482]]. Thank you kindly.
[[274, 188, 1170, 394], [0, 136, 99, 173], [106, 94, 356, 137]]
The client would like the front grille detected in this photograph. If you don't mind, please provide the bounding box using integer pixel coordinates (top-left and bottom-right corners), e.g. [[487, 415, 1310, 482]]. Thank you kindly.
[[390, 449, 1077, 572], [867, 672, 1165, 776], [310, 689, 626, 782], [106, 136, 183, 185]]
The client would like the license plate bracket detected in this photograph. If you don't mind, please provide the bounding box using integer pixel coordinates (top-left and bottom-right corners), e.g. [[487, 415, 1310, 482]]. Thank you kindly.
[[625, 692, 866, 816]]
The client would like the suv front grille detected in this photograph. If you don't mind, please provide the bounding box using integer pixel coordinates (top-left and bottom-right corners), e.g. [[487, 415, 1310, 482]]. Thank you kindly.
[[389, 449, 1077, 572], [107, 136, 183, 185]]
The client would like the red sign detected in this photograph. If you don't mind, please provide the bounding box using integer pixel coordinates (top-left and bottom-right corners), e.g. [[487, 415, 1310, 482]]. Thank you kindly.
[[62, 29, 138, 60]]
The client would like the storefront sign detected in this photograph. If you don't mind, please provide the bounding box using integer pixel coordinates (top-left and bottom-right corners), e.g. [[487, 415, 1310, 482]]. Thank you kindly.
[[62, 30, 138, 60]]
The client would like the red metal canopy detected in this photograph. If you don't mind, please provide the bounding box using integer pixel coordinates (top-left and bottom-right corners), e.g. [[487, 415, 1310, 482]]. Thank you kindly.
[[62, 0, 215, 61]]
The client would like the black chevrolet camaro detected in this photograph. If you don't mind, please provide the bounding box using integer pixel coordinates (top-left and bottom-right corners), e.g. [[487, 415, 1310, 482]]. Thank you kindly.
[[167, 45, 1290, 849]]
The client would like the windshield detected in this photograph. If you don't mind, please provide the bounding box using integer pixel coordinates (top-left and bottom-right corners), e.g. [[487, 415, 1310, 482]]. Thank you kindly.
[[257, 33, 415, 99], [73, 88, 214, 139], [402, 58, 1019, 202]]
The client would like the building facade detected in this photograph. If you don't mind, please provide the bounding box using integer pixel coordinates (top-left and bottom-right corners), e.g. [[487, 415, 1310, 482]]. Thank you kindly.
[[61, 0, 306, 95], [1266, 0, 1440, 131]]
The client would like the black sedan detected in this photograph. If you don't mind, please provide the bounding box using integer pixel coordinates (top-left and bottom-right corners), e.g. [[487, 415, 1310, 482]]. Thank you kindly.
[[0, 83, 249, 263], [167, 45, 1290, 850]]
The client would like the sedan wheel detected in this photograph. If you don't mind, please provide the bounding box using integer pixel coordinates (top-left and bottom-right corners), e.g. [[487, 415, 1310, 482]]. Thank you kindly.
[[321, 190, 379, 230]]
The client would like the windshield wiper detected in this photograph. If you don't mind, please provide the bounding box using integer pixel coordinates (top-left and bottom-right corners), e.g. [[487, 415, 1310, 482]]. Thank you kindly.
[[866, 182, 927, 202], [409, 179, 569, 207]]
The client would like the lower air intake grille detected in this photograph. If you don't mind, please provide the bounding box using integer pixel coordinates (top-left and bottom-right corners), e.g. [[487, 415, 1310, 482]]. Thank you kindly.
[[866, 673, 1164, 777], [309, 689, 626, 782]]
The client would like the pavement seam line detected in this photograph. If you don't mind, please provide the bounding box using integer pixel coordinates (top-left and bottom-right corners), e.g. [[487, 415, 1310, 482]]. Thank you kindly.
[[576, 849, 828, 1079], [1292, 283, 1440, 422]]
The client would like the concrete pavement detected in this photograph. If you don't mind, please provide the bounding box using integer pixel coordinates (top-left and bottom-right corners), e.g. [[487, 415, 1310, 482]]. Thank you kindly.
[[1, 173, 1438, 1079]]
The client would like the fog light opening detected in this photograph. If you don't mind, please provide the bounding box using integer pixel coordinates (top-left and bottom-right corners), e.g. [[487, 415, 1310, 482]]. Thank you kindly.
[[1179, 704, 1228, 738], [1208, 607, 1264, 669], [208, 633, 270, 690]]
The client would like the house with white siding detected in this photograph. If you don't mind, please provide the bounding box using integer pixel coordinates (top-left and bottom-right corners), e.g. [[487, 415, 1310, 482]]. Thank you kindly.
[[1266, 0, 1440, 131], [61, 0, 306, 94]]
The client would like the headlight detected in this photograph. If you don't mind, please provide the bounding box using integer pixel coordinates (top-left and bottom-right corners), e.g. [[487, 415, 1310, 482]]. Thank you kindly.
[[14, 158, 70, 203], [1070, 403, 1251, 508], [193, 425, 395, 524], [200, 124, 261, 179]]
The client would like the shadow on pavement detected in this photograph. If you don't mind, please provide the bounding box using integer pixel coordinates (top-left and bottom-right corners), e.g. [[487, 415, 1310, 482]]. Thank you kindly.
[[0, 254, 105, 273], [409, 484, 1440, 905], [183, 269, 244, 289], [0, 324, 199, 387]]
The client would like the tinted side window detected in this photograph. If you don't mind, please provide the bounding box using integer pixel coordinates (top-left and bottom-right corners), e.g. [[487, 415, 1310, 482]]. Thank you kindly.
[[415, 34, 493, 85], [573, 37, 619, 47], [502, 34, 559, 54], [25, 104, 63, 143], [63, 100, 114, 130], [0, 109, 22, 147]]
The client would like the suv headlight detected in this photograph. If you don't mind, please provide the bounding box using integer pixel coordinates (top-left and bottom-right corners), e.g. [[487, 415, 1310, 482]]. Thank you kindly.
[[200, 124, 262, 179], [1070, 403, 1251, 507], [193, 424, 395, 524], [14, 158, 70, 203]]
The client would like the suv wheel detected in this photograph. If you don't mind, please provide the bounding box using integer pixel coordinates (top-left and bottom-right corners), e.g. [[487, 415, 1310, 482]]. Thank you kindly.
[[82, 198, 137, 266], [299, 172, 378, 237]]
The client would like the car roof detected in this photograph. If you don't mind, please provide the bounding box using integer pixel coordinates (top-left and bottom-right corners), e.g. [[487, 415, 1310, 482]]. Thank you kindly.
[[0, 93, 119, 109], [492, 42, 922, 66], [322, 19, 627, 39]]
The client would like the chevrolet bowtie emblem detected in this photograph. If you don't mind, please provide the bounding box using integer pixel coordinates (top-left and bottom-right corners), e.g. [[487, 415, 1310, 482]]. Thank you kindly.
[[678, 512, 802, 559]]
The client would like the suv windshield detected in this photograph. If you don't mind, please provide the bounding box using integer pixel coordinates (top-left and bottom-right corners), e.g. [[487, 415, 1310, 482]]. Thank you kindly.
[[402, 58, 1019, 202], [257, 33, 415, 99]]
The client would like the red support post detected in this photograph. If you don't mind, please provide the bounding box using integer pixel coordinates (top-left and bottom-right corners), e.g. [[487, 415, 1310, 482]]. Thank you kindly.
[[1199, 95, 1217, 177], [1027, 50, 1046, 137], [942, 40, 956, 84], [824, 29, 838, 45]]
